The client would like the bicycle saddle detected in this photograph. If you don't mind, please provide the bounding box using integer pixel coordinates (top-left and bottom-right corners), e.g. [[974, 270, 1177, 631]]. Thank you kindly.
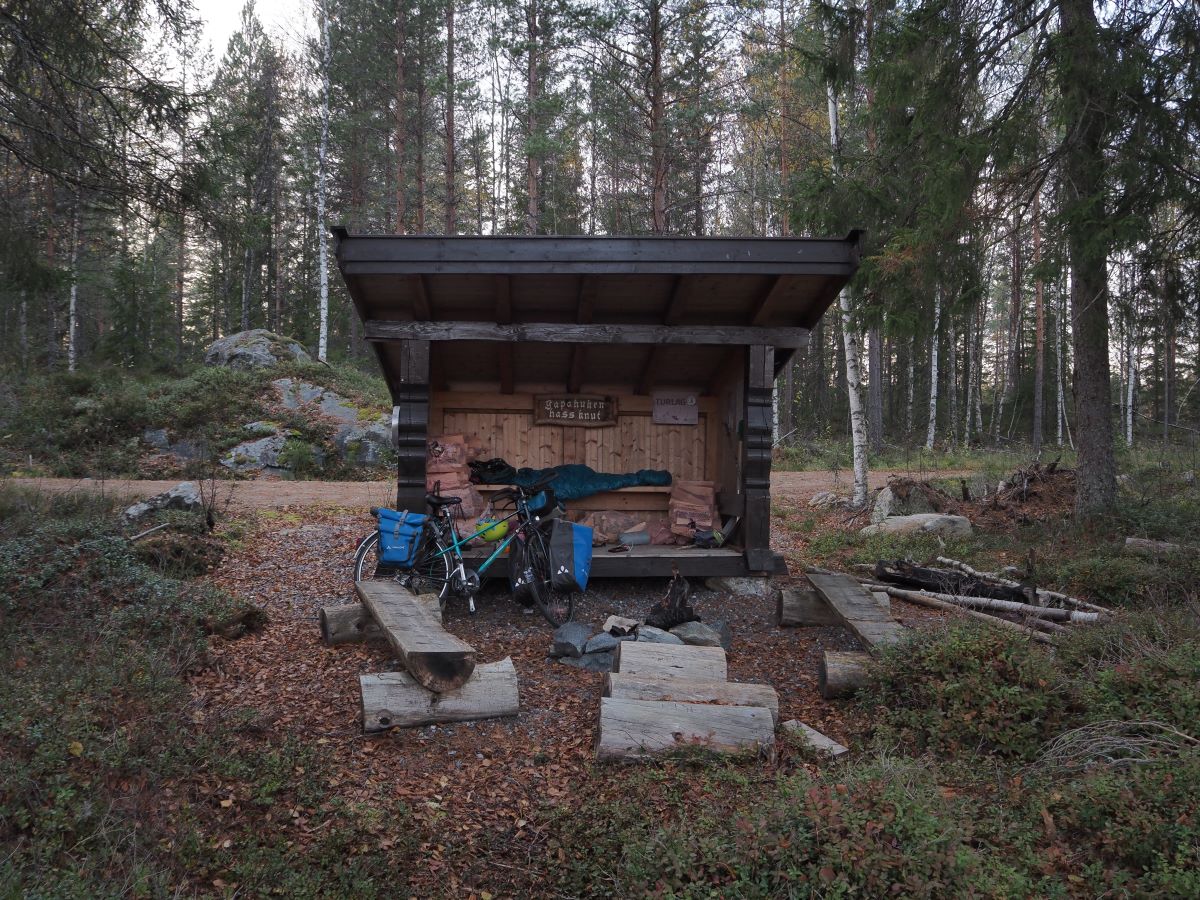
[[425, 493, 463, 508]]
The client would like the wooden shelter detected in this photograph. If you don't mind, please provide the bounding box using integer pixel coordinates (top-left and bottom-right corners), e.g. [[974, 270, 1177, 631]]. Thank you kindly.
[[333, 231, 862, 579]]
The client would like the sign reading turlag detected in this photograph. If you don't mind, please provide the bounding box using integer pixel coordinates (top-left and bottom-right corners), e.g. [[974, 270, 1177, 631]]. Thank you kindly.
[[652, 390, 699, 425], [534, 394, 618, 427]]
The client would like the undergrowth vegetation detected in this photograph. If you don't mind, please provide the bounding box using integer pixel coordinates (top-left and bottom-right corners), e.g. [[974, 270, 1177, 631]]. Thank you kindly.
[[0, 362, 391, 479], [0, 486, 412, 896]]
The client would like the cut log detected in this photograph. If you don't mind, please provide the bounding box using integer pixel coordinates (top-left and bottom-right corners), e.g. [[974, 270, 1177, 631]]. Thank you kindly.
[[356, 581, 476, 692], [603, 673, 779, 725], [777, 586, 839, 627], [1123, 537, 1183, 558], [782, 720, 849, 758], [807, 572, 908, 650], [612, 641, 727, 681], [818, 650, 871, 699], [360, 657, 519, 732], [595, 697, 774, 762], [319, 603, 384, 646]]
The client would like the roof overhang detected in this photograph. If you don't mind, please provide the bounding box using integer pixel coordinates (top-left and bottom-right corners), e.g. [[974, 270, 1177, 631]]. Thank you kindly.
[[333, 231, 863, 398]]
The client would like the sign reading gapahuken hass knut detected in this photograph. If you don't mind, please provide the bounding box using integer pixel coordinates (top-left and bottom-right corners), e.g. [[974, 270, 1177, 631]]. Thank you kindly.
[[533, 394, 618, 427]]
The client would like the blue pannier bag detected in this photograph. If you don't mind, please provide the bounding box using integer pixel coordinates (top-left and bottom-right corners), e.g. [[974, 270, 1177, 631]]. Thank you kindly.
[[548, 520, 593, 592], [376, 508, 427, 567]]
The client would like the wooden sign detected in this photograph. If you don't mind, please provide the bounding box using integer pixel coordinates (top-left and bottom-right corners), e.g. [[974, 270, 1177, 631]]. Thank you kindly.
[[652, 390, 699, 425], [534, 394, 617, 427]]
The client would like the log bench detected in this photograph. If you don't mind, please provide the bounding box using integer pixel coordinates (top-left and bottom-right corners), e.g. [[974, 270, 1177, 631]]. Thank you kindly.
[[355, 581, 476, 693]]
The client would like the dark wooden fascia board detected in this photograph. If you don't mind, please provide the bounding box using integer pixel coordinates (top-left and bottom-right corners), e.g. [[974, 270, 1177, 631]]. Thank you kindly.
[[364, 320, 811, 348]]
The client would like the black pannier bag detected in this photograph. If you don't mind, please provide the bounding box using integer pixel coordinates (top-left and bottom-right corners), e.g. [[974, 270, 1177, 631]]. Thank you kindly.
[[548, 519, 593, 593]]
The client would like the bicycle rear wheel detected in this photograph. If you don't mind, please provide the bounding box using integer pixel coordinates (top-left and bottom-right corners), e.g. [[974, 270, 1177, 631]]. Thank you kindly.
[[524, 525, 573, 626], [353, 529, 452, 607]]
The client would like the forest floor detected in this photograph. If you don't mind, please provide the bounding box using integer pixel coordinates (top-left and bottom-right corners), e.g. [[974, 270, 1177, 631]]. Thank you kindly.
[[4, 460, 1199, 897]]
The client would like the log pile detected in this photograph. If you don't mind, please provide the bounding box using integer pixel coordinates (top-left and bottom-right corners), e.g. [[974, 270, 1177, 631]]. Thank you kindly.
[[814, 556, 1113, 644]]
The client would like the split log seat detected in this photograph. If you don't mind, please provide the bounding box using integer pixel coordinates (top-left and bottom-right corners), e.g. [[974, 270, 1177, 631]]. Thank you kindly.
[[596, 697, 775, 762], [612, 641, 728, 681], [355, 580, 476, 692], [360, 657, 519, 732], [603, 672, 780, 726], [806, 572, 908, 650]]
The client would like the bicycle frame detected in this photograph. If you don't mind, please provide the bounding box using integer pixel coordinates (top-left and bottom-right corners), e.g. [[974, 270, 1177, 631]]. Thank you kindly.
[[425, 492, 546, 596]]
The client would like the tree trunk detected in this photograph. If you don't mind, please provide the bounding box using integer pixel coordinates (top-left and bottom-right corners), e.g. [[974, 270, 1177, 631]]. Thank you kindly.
[[1032, 190, 1045, 455], [1125, 294, 1137, 446], [1058, 0, 1116, 513], [868, 325, 884, 452], [905, 336, 915, 437], [524, 0, 540, 235], [925, 294, 940, 450], [394, 0, 408, 233], [316, 0, 331, 362], [444, 0, 456, 234], [649, 0, 668, 233], [947, 315, 958, 445], [827, 83, 868, 505], [67, 190, 80, 372]]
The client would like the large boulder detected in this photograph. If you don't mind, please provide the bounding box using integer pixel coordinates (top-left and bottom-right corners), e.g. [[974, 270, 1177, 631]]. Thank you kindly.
[[860, 513, 972, 538], [871, 483, 938, 524], [204, 329, 311, 370], [636, 625, 685, 645], [220, 433, 325, 476], [273, 378, 360, 424], [333, 418, 393, 466], [123, 482, 204, 522]]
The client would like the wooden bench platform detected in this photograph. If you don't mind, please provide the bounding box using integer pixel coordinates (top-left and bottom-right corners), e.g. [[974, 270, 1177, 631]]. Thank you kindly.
[[806, 572, 908, 651]]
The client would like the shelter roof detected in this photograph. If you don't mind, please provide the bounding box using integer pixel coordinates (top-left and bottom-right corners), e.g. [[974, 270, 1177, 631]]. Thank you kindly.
[[333, 231, 863, 398]]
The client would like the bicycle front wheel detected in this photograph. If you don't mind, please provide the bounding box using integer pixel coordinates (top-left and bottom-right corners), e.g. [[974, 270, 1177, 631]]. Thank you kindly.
[[353, 529, 452, 607], [524, 526, 574, 627]]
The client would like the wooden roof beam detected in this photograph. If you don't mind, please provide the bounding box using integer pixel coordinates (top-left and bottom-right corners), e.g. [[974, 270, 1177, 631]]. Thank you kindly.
[[495, 275, 514, 394], [567, 276, 597, 393], [411, 275, 432, 319], [364, 320, 811, 347], [750, 275, 789, 326]]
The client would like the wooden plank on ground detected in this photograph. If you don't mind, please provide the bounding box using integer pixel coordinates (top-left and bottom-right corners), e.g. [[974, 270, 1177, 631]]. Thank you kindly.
[[356, 580, 476, 692], [596, 697, 775, 762], [782, 720, 849, 758], [603, 673, 780, 726], [612, 642, 727, 681], [320, 595, 441, 646], [806, 572, 907, 651], [360, 657, 518, 732]]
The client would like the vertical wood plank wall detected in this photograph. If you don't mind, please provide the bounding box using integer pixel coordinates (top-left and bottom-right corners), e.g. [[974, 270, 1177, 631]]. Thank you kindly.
[[429, 392, 719, 483]]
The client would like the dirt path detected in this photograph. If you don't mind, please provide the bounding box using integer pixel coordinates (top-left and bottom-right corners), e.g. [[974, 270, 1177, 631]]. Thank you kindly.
[[9, 467, 974, 512]]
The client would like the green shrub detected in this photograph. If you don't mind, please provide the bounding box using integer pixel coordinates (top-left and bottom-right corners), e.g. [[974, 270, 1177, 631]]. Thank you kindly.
[[859, 624, 1074, 761]]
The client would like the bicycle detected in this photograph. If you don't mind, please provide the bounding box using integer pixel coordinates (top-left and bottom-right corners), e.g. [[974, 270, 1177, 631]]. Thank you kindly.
[[352, 473, 575, 627]]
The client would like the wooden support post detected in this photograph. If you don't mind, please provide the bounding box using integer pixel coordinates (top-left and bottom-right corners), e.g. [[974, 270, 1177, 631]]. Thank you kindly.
[[613, 642, 727, 681], [603, 673, 780, 726], [743, 345, 774, 572], [394, 340, 430, 511], [360, 657, 519, 732], [595, 697, 775, 762]]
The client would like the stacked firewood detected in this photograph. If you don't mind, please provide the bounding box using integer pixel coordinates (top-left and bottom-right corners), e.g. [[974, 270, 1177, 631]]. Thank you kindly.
[[832, 557, 1112, 644]]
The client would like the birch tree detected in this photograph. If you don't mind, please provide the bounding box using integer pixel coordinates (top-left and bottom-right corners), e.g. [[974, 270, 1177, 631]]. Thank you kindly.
[[924, 293, 939, 451]]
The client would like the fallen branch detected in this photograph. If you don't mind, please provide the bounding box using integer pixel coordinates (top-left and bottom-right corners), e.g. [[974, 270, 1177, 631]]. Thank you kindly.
[[1035, 720, 1200, 772], [935, 556, 1111, 615], [129, 522, 170, 543], [857, 580, 1056, 645]]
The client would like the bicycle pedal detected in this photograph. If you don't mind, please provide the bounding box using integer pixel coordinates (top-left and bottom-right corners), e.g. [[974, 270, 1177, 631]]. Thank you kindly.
[[468, 598, 477, 615]]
